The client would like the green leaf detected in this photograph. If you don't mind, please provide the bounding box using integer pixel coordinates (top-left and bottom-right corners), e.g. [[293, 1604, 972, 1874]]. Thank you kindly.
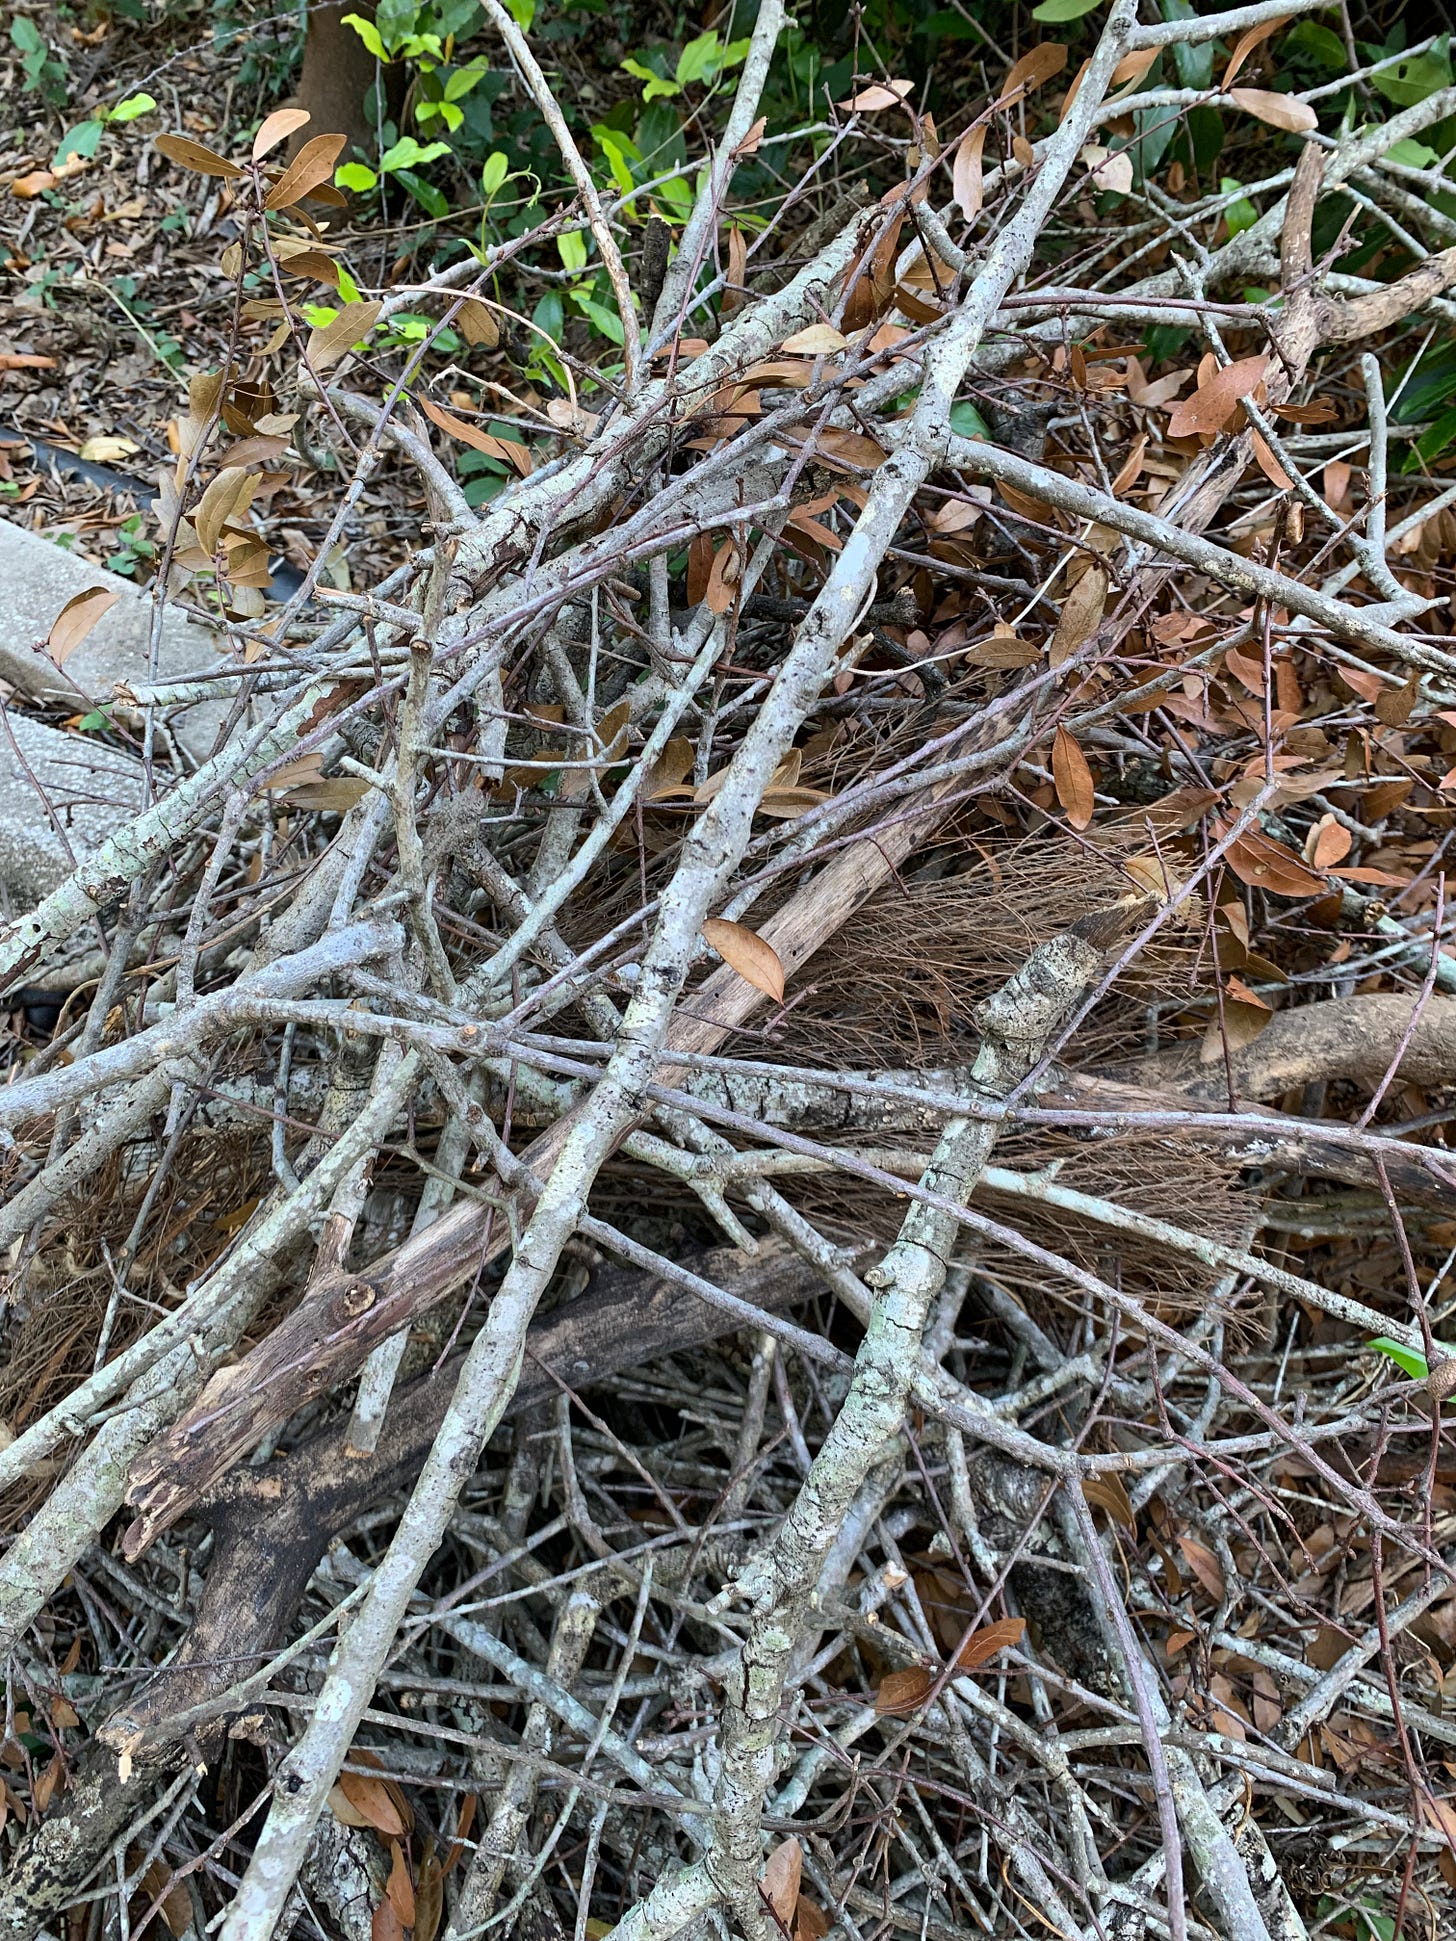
[[393, 168, 450, 219], [676, 30, 723, 88], [1368, 1336, 1430, 1380], [444, 56, 488, 103], [506, 0, 534, 26], [9, 17, 44, 53], [76, 709, 109, 731], [1404, 404, 1456, 471], [1032, 0, 1102, 19], [623, 57, 680, 101], [1372, 36, 1452, 109], [573, 292, 624, 343], [1220, 177, 1258, 237], [950, 399, 990, 439], [336, 264, 363, 303], [1385, 138, 1440, 168], [380, 136, 451, 172], [54, 120, 105, 166], [462, 468, 509, 506], [656, 173, 693, 220], [481, 150, 511, 197], [558, 229, 588, 272], [342, 11, 387, 59], [1160, 0, 1213, 88], [336, 162, 379, 192], [1285, 20, 1349, 67], [594, 127, 638, 196], [109, 92, 157, 123], [1391, 342, 1456, 424], [1129, 103, 1176, 182], [457, 448, 510, 481], [533, 290, 564, 340], [433, 0, 479, 37], [1186, 103, 1225, 173], [374, 0, 418, 48]]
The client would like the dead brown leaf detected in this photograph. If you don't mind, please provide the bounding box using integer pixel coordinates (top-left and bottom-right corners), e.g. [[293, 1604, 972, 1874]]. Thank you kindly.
[[458, 298, 500, 347], [1178, 1534, 1227, 1601], [705, 538, 743, 613], [304, 299, 382, 372], [954, 1615, 1027, 1671], [874, 1665, 935, 1716], [331, 1768, 406, 1837], [265, 133, 349, 210], [253, 107, 311, 161], [1166, 355, 1268, 438], [1001, 43, 1068, 101], [1221, 825, 1327, 897], [1051, 725, 1095, 829], [1083, 1475, 1135, 1530], [155, 133, 243, 178], [385, 1840, 415, 1925], [762, 1836, 802, 1924], [701, 918, 785, 1003], [418, 395, 531, 474], [1050, 562, 1107, 667], [194, 467, 257, 556], [48, 586, 120, 664], [840, 80, 913, 112], [1221, 11, 1291, 88], [372, 1897, 404, 1941], [1228, 87, 1317, 134]]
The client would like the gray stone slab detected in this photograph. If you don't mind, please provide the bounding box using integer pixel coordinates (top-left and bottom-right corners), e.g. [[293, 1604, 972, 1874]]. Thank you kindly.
[[0, 711, 146, 913], [0, 519, 228, 759]]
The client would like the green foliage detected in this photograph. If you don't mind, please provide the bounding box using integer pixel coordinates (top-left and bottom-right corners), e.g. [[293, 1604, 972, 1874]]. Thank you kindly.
[[1404, 407, 1456, 471], [112, 92, 157, 124], [10, 15, 69, 107], [1389, 341, 1456, 424], [339, 0, 491, 210], [54, 120, 105, 166], [1032, 0, 1102, 20], [106, 514, 157, 581], [109, 273, 185, 370], [53, 92, 156, 170], [1367, 1336, 1429, 1380], [621, 30, 752, 103], [1369, 35, 1451, 109], [1127, 97, 1176, 183], [1220, 178, 1258, 238], [1182, 105, 1224, 176], [344, 0, 483, 61], [335, 134, 456, 219], [1283, 20, 1347, 68], [950, 400, 990, 439], [416, 56, 490, 133], [1385, 138, 1439, 168], [380, 312, 464, 352], [1160, 0, 1213, 89], [1145, 324, 1190, 362], [381, 135, 453, 171]]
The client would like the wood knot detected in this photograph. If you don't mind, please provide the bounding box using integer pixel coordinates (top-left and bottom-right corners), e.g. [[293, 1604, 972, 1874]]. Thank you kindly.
[[332, 1276, 377, 1320]]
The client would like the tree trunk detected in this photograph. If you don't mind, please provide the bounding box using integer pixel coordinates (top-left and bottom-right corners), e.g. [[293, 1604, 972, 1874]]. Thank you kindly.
[[293, 0, 386, 158]]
